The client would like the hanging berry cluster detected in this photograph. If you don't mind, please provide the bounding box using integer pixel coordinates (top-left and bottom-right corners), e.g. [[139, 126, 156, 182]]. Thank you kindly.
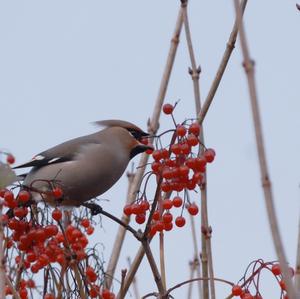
[[124, 102, 216, 236], [230, 259, 294, 299]]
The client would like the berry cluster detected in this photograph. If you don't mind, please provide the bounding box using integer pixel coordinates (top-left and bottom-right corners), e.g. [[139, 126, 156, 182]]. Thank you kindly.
[[123, 103, 215, 236], [0, 186, 115, 299], [231, 260, 294, 299]]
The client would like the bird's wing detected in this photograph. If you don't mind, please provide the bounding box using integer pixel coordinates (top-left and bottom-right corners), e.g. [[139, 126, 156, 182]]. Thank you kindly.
[[14, 134, 98, 169]]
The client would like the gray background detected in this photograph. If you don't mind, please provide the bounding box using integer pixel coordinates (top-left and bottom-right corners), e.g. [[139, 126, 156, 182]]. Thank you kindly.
[[1, 1, 299, 297]]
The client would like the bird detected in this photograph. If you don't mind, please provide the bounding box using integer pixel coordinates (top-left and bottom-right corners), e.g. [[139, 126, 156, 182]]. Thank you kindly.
[[13, 120, 153, 208]]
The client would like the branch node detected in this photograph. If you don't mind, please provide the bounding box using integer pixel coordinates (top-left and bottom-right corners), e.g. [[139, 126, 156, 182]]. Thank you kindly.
[[171, 36, 180, 45], [242, 59, 255, 73], [180, 0, 188, 7]]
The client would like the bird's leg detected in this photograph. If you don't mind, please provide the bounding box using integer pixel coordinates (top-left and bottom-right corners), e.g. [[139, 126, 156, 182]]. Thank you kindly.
[[82, 202, 103, 216]]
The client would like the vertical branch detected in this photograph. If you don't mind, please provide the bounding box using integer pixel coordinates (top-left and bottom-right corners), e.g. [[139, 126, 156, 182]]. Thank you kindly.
[[197, 0, 248, 125], [105, 171, 135, 289], [107, 2, 185, 293], [149, 2, 184, 133], [233, 0, 297, 298], [187, 261, 195, 299], [117, 244, 146, 299], [127, 257, 140, 299], [182, 4, 215, 299], [159, 232, 166, 290], [142, 240, 166, 296], [189, 215, 203, 298]]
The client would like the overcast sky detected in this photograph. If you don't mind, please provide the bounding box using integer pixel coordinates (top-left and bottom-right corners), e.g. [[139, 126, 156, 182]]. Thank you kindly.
[[1, 1, 300, 298]]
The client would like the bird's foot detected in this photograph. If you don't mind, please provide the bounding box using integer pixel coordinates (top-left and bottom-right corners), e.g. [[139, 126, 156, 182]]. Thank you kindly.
[[82, 202, 103, 216]]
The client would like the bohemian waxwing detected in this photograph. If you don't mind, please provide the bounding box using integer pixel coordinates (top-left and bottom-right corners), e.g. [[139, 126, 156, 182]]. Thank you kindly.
[[14, 120, 152, 207]]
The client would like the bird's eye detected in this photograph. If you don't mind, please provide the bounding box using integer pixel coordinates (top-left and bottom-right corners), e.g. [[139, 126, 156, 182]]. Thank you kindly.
[[128, 129, 142, 140]]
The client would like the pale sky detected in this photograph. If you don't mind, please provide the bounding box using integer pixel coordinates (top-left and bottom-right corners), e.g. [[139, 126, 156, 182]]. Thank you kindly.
[[1, 1, 300, 298]]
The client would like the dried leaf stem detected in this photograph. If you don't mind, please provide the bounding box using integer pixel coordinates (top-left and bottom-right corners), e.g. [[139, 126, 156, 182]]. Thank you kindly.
[[233, 0, 297, 298]]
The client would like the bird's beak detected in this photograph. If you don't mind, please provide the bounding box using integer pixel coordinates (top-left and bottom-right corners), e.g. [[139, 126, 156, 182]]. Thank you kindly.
[[130, 143, 153, 159]]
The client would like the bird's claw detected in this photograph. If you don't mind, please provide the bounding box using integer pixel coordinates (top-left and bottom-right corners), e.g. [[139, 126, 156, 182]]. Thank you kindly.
[[82, 202, 103, 216]]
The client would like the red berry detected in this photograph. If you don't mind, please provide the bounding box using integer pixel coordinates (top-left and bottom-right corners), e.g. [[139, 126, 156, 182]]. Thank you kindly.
[[176, 125, 187, 137], [175, 216, 186, 227], [44, 224, 59, 237], [170, 144, 181, 155], [123, 204, 132, 216], [152, 210, 160, 221], [188, 122, 200, 136], [44, 294, 55, 299], [162, 199, 173, 210], [193, 157, 206, 172], [146, 147, 154, 155], [52, 187, 63, 199], [231, 285, 243, 296], [180, 143, 191, 155], [140, 200, 150, 211], [172, 196, 183, 207], [151, 161, 162, 173], [26, 251, 37, 263], [131, 203, 143, 215], [279, 280, 286, 290], [18, 190, 30, 203], [242, 294, 253, 299], [162, 103, 174, 114], [135, 213, 146, 224], [86, 266, 97, 282], [6, 154, 15, 164], [162, 212, 173, 223], [203, 148, 216, 163], [152, 150, 162, 161], [86, 226, 94, 235], [27, 279, 35, 288], [102, 289, 112, 299], [80, 218, 90, 228], [187, 134, 199, 146], [154, 221, 164, 232], [4, 190, 14, 202], [19, 288, 28, 299], [13, 207, 28, 218], [164, 222, 173, 231], [188, 203, 199, 216], [52, 208, 62, 221], [271, 263, 281, 275]]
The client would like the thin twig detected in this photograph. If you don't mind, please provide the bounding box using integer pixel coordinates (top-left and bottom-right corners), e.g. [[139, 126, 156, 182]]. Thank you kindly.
[[197, 0, 248, 125], [233, 0, 297, 298], [166, 276, 233, 297]]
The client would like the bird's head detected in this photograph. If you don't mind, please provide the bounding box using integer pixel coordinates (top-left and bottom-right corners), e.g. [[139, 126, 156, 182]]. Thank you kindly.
[[95, 120, 153, 159], [94, 119, 150, 141]]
